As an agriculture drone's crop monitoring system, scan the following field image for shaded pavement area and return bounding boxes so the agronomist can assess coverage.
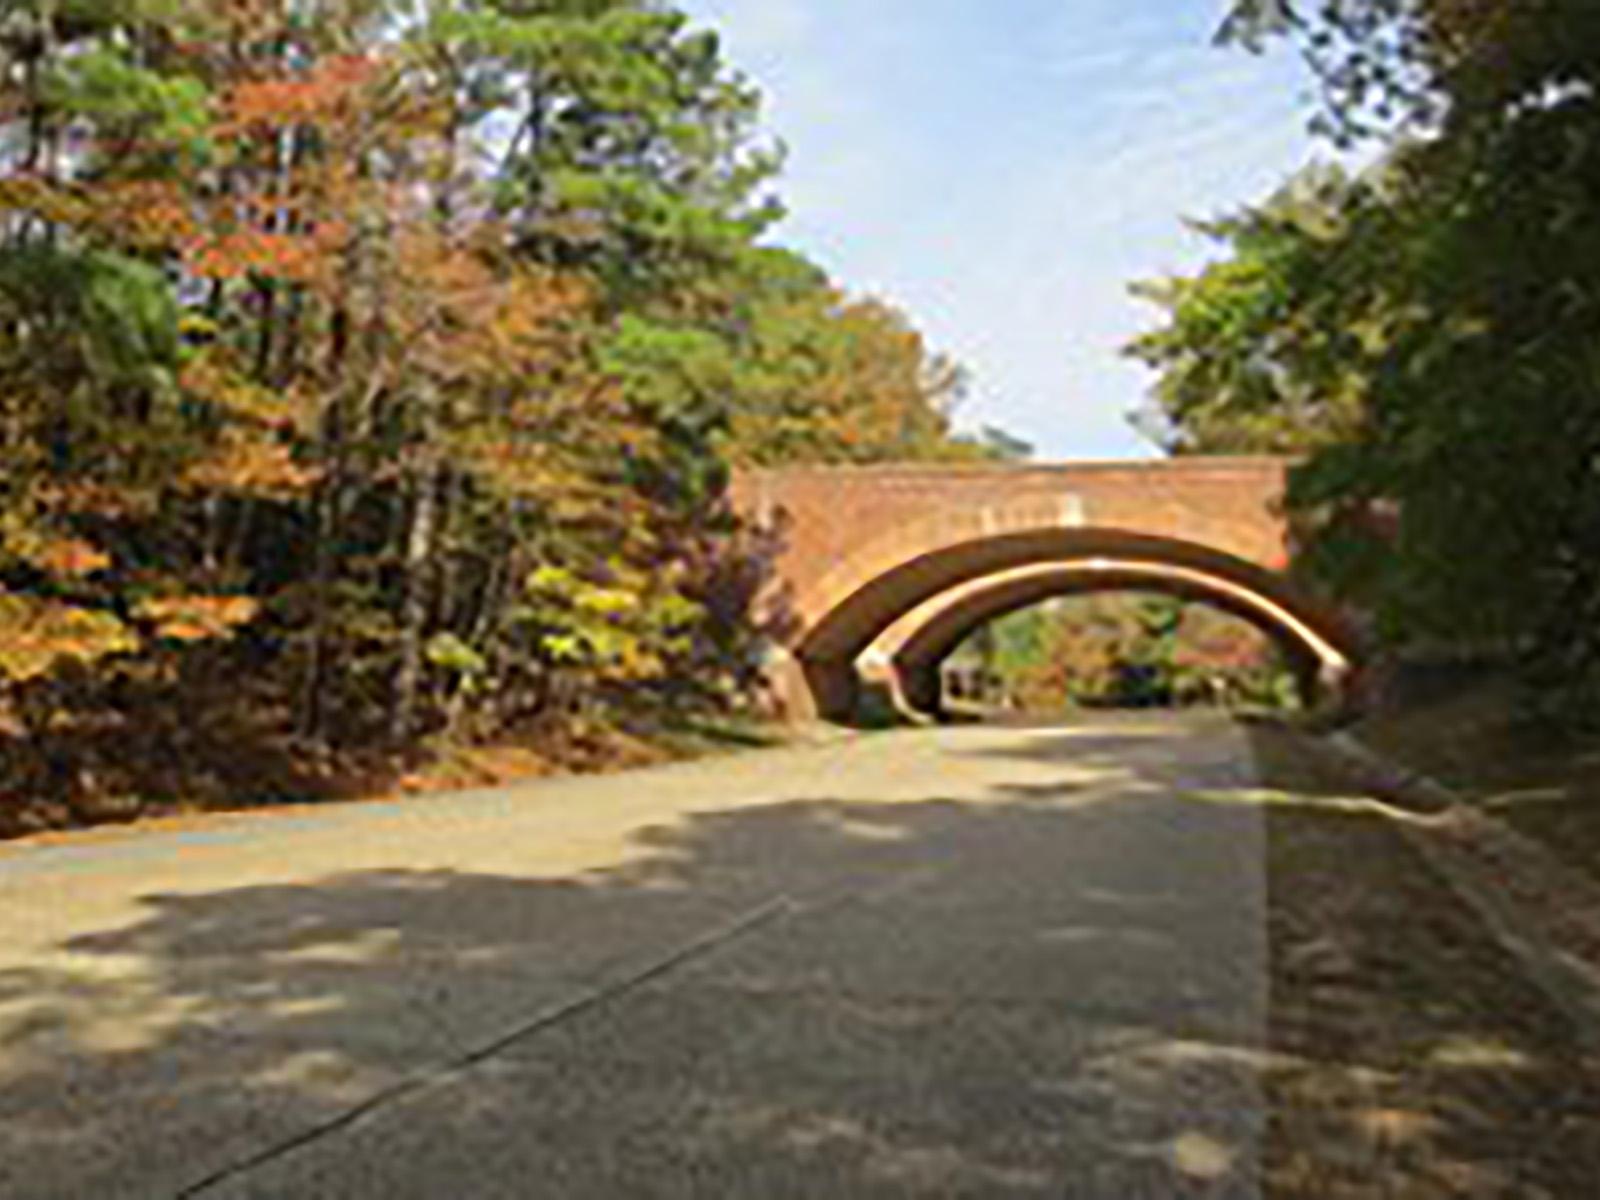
[2,717,1597,1196]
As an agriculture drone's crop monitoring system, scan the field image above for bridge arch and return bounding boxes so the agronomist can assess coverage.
[885,561,1345,716]
[782,526,1360,722]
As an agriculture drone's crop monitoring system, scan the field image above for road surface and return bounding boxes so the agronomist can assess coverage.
[2,716,1279,1198]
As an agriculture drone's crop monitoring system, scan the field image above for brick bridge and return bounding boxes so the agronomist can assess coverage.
[728,457,1362,722]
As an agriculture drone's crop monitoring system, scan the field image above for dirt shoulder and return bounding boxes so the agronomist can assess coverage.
[1249,724,1600,1198]
[1344,679,1600,888]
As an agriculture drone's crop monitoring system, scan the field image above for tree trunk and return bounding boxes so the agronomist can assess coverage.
[391,407,441,745]
[434,466,464,626]
[299,415,348,743]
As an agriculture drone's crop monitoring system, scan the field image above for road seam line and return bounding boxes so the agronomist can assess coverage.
[177,894,799,1197]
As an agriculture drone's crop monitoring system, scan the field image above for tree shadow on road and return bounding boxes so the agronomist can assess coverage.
[2,723,1598,1196]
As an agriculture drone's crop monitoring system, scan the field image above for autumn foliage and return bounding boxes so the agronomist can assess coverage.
[0,0,985,834]
[953,596,1297,713]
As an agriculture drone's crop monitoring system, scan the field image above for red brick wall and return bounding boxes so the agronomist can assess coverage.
[729,458,1293,639]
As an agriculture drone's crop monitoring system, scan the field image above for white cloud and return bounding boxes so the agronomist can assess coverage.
[680,0,1323,458]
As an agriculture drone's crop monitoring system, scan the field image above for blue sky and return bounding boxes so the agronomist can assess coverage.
[678,0,1324,459]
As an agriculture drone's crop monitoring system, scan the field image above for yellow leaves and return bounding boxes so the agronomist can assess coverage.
[1,512,111,580]
[0,538,260,684]
[182,431,320,499]
[179,354,319,499]
[0,177,198,256]
[0,592,138,683]
[100,181,198,248]
[180,353,314,429]
[390,234,589,349]
[0,177,93,237]
[135,595,260,644]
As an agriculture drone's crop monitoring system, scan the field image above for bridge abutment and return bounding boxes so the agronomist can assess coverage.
[755,646,862,724]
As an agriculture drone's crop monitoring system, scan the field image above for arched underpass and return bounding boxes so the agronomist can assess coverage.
[879,559,1351,718]
[788,528,1361,723]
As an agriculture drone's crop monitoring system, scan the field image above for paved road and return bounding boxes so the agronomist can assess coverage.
[1,716,1277,1198]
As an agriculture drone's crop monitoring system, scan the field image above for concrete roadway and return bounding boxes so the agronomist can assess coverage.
[1,716,1278,1198]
